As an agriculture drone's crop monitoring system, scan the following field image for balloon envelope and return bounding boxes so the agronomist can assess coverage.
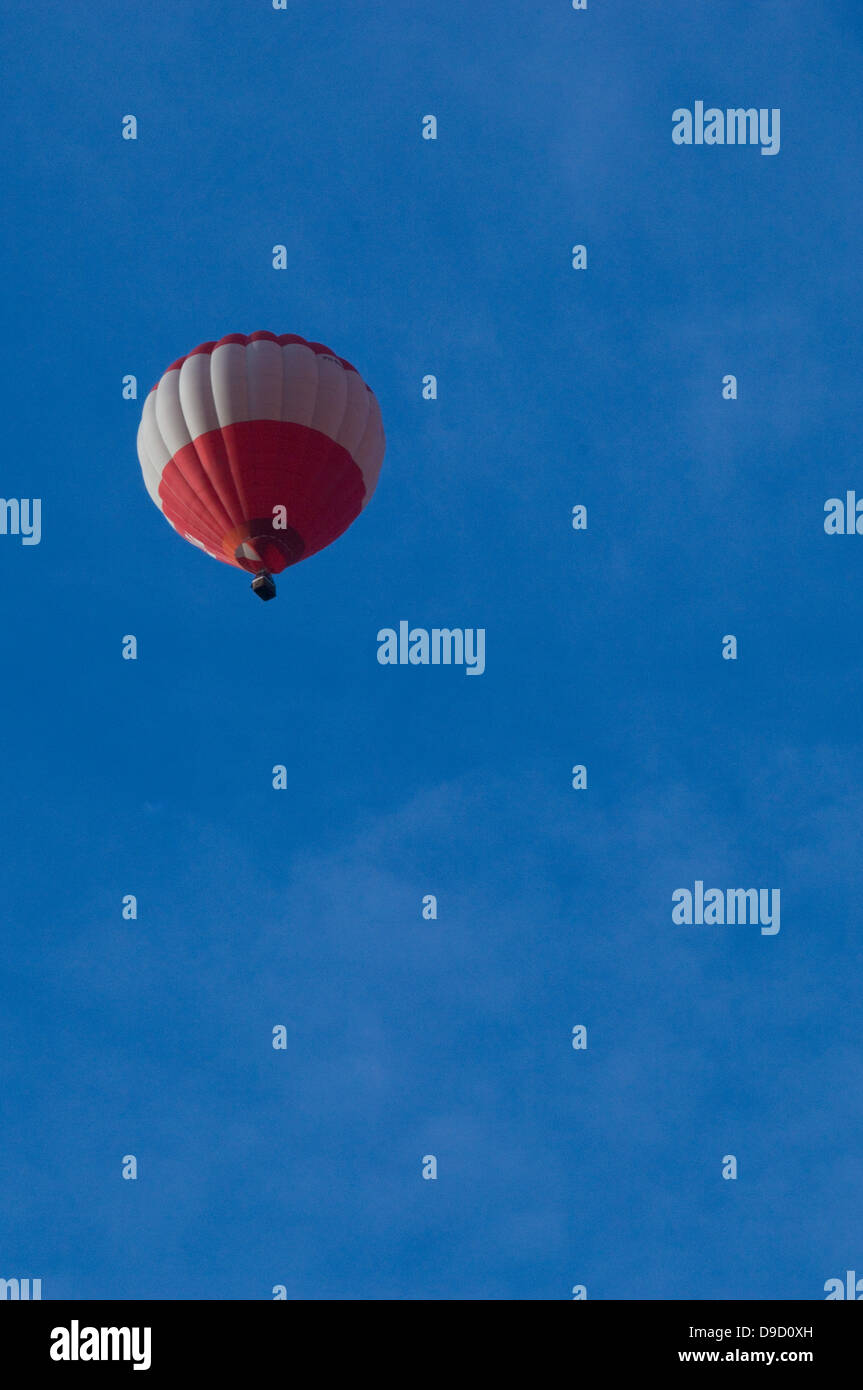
[137,332,385,581]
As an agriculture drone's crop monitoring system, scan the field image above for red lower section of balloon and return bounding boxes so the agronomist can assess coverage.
[158,419,366,573]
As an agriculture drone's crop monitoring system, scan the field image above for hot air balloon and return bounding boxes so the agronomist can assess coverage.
[136,332,385,599]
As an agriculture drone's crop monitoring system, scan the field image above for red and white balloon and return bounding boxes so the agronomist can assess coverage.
[137,332,385,596]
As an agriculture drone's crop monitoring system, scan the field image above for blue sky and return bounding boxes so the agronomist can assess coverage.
[1,0,862,1299]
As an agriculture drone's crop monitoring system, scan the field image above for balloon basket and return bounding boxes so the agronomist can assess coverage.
[251,571,277,601]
